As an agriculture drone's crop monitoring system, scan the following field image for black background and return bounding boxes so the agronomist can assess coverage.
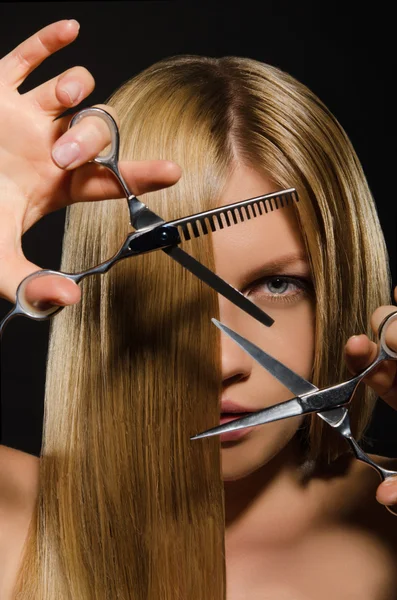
[0,2,396,457]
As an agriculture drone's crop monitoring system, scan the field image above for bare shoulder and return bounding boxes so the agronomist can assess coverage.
[0,444,40,511]
[300,525,397,600]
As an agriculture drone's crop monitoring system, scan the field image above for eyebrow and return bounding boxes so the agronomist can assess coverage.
[240,252,311,287]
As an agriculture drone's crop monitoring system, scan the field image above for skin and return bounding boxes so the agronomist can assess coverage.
[1,19,397,597]
[214,166,314,481]
[213,165,397,489]
[213,166,397,597]
[0,14,396,500]
[0,20,181,305]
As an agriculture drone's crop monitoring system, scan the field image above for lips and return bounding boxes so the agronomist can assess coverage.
[219,399,256,442]
[221,399,256,413]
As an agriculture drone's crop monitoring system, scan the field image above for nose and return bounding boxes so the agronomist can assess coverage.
[218,295,253,385]
[220,327,252,385]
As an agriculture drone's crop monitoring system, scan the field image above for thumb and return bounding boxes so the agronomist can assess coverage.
[344,330,397,405]
[376,476,397,507]
[0,255,81,308]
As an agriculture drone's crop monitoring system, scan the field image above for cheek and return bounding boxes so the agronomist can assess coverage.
[271,304,314,382]
[221,299,315,481]
[221,415,304,480]
[258,296,314,369]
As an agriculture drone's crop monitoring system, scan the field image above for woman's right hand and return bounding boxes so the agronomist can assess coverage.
[0,20,181,310]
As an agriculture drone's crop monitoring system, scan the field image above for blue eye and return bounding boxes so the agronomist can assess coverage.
[245,275,313,304]
[266,278,290,295]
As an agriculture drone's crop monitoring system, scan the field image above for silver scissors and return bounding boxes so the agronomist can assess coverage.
[0,107,299,339]
[192,312,397,515]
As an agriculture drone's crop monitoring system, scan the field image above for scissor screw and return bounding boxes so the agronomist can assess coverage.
[156,226,181,245]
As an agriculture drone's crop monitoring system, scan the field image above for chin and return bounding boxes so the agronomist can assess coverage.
[221,440,274,481]
[220,419,302,481]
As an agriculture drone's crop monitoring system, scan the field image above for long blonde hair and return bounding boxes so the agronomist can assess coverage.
[15,56,390,598]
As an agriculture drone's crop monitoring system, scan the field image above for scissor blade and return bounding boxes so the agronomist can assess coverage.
[212,319,316,395]
[191,397,304,440]
[191,320,317,440]
[167,188,298,242]
[129,189,299,326]
[128,198,166,230]
[192,321,352,440]
[163,246,274,327]
[210,321,354,429]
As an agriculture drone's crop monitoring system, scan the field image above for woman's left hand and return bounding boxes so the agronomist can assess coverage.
[344,285,397,507]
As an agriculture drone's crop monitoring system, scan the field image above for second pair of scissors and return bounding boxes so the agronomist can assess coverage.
[192,312,397,513]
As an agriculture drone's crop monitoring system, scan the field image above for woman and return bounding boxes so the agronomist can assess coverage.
[0,19,397,599]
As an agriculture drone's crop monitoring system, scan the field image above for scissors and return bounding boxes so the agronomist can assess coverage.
[0,107,299,339]
[192,312,397,515]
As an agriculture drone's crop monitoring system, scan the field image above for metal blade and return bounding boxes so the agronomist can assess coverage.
[317,406,349,428]
[128,197,166,230]
[191,320,317,440]
[163,246,274,327]
[210,320,354,428]
[212,319,316,395]
[190,397,304,440]
[191,321,350,440]
[166,188,298,242]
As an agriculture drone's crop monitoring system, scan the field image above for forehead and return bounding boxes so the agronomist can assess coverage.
[212,166,308,280]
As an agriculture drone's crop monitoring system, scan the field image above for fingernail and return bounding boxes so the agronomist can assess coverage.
[68,19,80,29]
[377,477,397,506]
[379,496,397,507]
[382,476,397,486]
[31,300,64,311]
[60,81,83,105]
[52,142,80,168]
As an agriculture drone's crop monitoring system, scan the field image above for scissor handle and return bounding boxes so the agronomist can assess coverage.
[0,107,145,338]
[0,270,79,338]
[13,269,74,317]
[0,245,126,336]
[69,107,133,201]
[378,310,397,360]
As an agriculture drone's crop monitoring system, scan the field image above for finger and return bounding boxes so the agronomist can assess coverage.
[344,334,378,375]
[51,103,119,169]
[0,20,80,89]
[376,477,397,507]
[344,333,397,399]
[370,305,397,354]
[24,66,95,116]
[23,272,81,310]
[344,303,397,374]
[370,305,397,406]
[69,160,182,205]
[50,104,182,199]
[1,253,80,307]
[56,102,120,135]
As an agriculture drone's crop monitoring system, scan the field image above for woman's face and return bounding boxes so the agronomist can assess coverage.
[212,165,315,481]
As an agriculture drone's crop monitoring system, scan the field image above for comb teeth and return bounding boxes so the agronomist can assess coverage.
[167,188,298,242]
